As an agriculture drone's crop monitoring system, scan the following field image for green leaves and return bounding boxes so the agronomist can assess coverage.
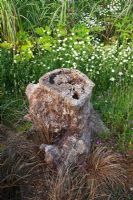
[35,26,52,36]
[35,27,46,36]
[72,24,89,37]
[37,35,55,51]
[0,41,13,49]
[20,41,33,51]
[115,16,133,43]
[56,25,67,36]
[34,26,54,51]
[16,31,30,42]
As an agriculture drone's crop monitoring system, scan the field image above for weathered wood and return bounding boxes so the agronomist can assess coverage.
[25,68,106,167]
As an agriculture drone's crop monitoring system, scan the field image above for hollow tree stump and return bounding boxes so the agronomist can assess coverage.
[25,68,106,167]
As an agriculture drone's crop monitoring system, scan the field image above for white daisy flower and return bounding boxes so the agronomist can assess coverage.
[110,77,115,82]
[118,72,123,76]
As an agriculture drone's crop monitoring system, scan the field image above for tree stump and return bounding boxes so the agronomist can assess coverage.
[25,68,106,167]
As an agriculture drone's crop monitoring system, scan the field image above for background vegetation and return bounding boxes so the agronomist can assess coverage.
[0,0,133,151]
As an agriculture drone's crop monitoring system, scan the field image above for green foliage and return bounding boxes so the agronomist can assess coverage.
[56,25,67,36]
[35,27,46,36]
[0,0,20,44]
[0,41,13,49]
[0,0,133,151]
[72,24,90,37]
[115,16,133,43]
[93,86,133,151]
[16,31,30,42]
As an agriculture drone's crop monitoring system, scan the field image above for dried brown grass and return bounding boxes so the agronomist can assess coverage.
[0,132,49,200]
[49,166,86,200]
[48,146,128,200]
[126,152,133,192]
[0,127,131,200]
[85,146,127,199]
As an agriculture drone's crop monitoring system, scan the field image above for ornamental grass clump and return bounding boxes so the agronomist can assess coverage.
[85,146,127,199]
[48,146,128,200]
[49,167,84,200]
[0,128,131,200]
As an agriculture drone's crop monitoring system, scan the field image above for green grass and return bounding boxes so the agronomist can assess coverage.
[0,97,27,126]
[1,84,133,151]
[93,85,133,150]
[0,2,133,200]
[0,0,133,151]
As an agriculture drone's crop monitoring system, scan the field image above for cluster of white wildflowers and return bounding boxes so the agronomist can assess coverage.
[98,0,123,17]
[80,14,103,29]
[30,37,127,86]
[49,31,92,70]
[47,36,133,84]
[10,30,133,91]
[80,0,124,31]
[1,21,133,95]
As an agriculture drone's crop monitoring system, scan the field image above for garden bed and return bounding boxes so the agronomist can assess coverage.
[0,0,133,199]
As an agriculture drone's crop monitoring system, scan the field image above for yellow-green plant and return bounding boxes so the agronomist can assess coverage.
[0,0,21,45]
